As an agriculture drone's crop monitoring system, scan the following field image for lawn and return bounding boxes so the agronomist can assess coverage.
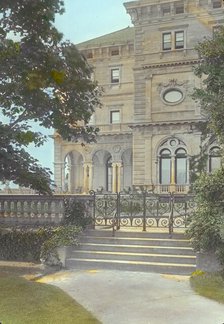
[0,270,101,324]
[190,271,224,304]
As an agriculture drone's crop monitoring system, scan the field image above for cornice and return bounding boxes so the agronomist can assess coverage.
[142,59,200,70]
[128,119,204,129]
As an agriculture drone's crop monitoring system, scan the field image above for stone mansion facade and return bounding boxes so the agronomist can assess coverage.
[54,0,224,194]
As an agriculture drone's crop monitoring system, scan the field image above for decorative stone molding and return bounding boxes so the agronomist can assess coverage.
[157,79,189,106]
[113,145,121,153]
[157,79,189,92]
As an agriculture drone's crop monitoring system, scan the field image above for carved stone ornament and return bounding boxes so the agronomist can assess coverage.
[157,79,189,105]
[113,145,121,153]
[157,79,189,93]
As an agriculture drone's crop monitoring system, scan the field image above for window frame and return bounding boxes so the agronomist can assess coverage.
[110,47,119,56]
[158,139,188,186]
[212,0,222,9]
[162,32,172,51]
[175,31,184,49]
[162,5,170,16]
[110,110,120,124]
[175,4,184,14]
[159,149,171,184]
[111,68,120,84]
[209,146,221,172]
[162,30,185,51]
[175,148,187,184]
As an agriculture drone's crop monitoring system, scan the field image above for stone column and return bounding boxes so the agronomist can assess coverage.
[117,162,122,193]
[54,162,64,192]
[88,163,93,191]
[112,162,117,193]
[83,163,89,194]
[170,156,176,192]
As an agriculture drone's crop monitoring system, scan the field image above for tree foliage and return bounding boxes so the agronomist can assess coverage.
[0,0,101,194]
[193,26,224,143]
[188,27,224,264]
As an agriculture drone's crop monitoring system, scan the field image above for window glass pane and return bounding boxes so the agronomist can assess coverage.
[163,89,183,103]
[176,148,186,156]
[175,31,184,49]
[176,157,187,184]
[175,5,184,14]
[209,147,221,171]
[162,6,170,16]
[161,149,171,156]
[163,33,171,50]
[111,48,119,56]
[160,158,171,184]
[213,0,222,8]
[210,156,221,171]
[110,110,120,124]
[111,68,120,83]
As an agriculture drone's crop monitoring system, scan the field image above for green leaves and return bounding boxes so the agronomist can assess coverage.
[188,28,224,266]
[0,0,101,193]
[193,26,224,143]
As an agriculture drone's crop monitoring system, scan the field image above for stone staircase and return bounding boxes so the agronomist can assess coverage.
[66,229,196,275]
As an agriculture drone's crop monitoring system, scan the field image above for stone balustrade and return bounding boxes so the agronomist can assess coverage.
[0,195,93,226]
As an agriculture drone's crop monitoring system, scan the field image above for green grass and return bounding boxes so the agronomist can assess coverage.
[0,272,101,324]
[190,271,224,304]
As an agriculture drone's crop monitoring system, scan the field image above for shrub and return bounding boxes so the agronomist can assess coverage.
[0,225,82,265]
[40,225,80,266]
[62,198,92,228]
[187,169,224,265]
[0,227,53,261]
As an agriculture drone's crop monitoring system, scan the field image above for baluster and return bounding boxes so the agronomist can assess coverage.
[59,200,64,223]
[4,201,10,218]
[0,201,3,220]
[10,201,15,218]
[37,201,42,219]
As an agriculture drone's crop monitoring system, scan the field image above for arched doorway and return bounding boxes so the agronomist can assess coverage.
[92,150,112,191]
[64,151,84,193]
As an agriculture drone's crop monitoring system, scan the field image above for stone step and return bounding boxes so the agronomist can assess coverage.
[66,229,195,275]
[85,229,187,239]
[71,250,196,264]
[75,242,195,256]
[80,236,190,247]
[66,258,196,276]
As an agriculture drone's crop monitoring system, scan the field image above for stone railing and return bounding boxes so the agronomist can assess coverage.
[0,195,64,226]
[0,194,94,226]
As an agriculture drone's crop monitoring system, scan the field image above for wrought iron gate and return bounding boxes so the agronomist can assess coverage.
[91,191,196,234]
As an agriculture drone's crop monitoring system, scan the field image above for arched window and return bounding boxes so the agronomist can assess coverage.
[175,148,187,184]
[106,156,112,191]
[209,146,221,172]
[159,149,171,184]
[158,138,188,186]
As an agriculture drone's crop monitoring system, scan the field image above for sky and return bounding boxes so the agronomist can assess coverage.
[29,0,132,175]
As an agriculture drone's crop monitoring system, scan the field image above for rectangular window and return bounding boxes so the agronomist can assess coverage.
[175,31,184,49]
[111,48,119,56]
[176,158,187,184]
[162,6,170,16]
[175,5,184,14]
[162,33,172,51]
[160,158,171,184]
[110,110,120,124]
[111,68,120,83]
[212,0,222,8]
[86,51,93,59]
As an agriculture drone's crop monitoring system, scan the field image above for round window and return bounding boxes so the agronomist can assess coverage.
[163,89,183,104]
